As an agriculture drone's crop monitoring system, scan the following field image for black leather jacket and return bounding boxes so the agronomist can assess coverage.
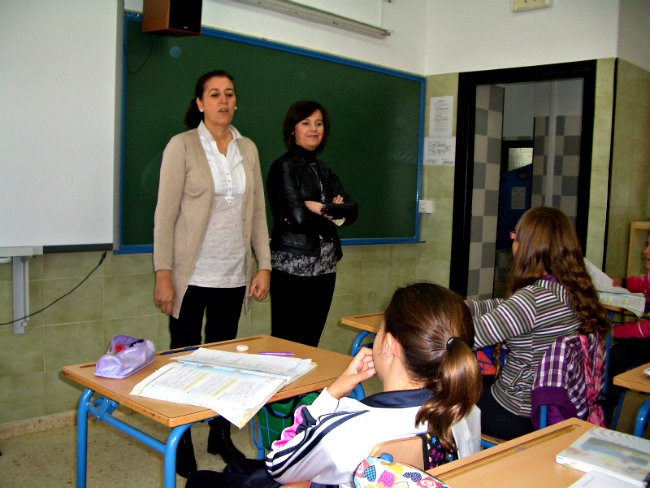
[267,148,358,260]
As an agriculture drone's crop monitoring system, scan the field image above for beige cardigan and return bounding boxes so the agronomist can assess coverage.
[153,128,271,318]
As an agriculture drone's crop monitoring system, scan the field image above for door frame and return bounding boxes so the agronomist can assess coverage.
[449,60,597,296]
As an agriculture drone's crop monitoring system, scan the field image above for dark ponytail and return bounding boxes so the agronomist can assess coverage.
[384,283,482,451]
[184,70,235,129]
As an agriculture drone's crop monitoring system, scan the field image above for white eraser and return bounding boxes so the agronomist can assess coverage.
[236,344,249,352]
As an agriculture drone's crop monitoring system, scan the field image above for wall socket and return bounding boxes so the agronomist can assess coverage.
[512,0,552,12]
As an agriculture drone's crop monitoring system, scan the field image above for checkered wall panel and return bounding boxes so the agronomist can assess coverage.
[467,85,503,299]
[531,115,580,224]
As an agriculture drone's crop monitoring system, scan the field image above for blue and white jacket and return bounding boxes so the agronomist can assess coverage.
[265,387,481,488]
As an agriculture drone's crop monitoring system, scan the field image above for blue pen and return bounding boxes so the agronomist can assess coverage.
[258,352,295,357]
[161,346,199,355]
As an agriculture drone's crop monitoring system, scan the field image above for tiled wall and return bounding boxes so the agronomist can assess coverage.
[531,115,582,222]
[605,60,650,278]
[467,84,504,299]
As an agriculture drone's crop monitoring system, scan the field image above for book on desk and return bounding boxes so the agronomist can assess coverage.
[130,348,315,428]
[556,427,650,487]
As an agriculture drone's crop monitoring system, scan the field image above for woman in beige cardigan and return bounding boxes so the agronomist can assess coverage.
[153,70,271,478]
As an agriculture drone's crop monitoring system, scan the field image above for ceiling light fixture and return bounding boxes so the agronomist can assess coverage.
[234,0,391,39]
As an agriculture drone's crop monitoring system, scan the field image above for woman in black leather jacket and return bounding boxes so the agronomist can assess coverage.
[267,100,358,346]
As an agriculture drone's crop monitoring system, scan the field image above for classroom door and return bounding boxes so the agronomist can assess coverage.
[449,61,597,298]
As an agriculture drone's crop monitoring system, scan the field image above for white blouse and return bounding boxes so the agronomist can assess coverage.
[190,123,247,288]
[197,121,246,202]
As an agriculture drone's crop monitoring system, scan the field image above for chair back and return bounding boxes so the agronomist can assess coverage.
[369,436,424,470]
[531,333,605,429]
[369,432,458,470]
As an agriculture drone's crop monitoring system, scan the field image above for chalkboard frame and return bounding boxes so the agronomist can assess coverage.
[119,12,424,253]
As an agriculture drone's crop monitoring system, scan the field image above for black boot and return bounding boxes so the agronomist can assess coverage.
[207,417,245,463]
[176,428,197,478]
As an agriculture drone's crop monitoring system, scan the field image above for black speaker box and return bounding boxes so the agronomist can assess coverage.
[142,0,202,36]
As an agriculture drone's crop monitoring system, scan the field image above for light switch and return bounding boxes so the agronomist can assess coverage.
[418,200,434,214]
[512,0,551,12]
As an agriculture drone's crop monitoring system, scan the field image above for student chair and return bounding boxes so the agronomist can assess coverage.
[480,434,505,449]
[371,432,458,470]
[369,435,425,470]
[280,434,447,488]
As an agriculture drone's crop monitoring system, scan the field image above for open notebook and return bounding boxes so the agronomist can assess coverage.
[131,348,315,428]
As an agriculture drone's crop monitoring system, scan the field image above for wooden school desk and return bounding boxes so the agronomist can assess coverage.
[429,418,594,488]
[614,361,650,436]
[340,312,382,355]
[61,335,352,488]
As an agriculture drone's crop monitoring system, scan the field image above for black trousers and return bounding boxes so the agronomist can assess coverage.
[185,459,280,488]
[270,270,336,347]
[478,375,534,440]
[169,285,246,348]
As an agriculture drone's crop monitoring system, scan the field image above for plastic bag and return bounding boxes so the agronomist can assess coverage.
[95,335,156,379]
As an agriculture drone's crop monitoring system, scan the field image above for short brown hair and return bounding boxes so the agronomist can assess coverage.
[282,100,330,153]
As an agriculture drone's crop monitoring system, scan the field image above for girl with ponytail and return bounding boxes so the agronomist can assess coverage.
[187,282,482,488]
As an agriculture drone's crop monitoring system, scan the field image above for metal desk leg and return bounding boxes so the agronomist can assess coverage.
[634,398,650,437]
[76,388,95,488]
[164,425,192,488]
[76,387,195,488]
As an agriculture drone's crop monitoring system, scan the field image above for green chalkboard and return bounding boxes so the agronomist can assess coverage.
[120,13,423,251]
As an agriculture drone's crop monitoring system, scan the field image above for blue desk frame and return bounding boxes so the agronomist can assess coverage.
[76,388,200,488]
[633,399,650,436]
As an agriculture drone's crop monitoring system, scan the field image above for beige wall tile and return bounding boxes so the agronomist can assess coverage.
[0,278,12,325]
[156,314,172,350]
[41,276,103,325]
[0,261,12,280]
[43,321,105,371]
[334,259,362,297]
[103,315,160,348]
[43,252,106,279]
[246,302,272,337]
[0,373,45,423]
[103,252,154,276]
[46,371,84,414]
[0,326,44,376]
[103,273,156,319]
[605,59,650,277]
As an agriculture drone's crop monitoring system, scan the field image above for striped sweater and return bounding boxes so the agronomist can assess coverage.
[467,277,581,417]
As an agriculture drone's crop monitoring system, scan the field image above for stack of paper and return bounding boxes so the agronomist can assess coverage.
[585,259,646,317]
[131,349,316,428]
[570,471,643,488]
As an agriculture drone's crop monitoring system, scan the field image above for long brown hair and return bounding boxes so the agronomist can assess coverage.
[508,206,610,335]
[383,283,481,451]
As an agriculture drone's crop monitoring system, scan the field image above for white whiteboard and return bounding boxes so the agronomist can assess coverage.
[0,0,117,249]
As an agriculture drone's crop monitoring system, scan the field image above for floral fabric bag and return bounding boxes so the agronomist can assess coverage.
[354,455,450,488]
